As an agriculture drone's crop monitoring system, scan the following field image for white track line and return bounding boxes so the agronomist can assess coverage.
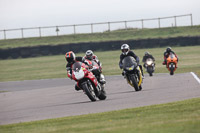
[190,72,200,84]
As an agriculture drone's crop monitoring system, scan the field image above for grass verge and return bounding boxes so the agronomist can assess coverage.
[0,97,200,133]
[0,45,200,82]
[0,25,200,49]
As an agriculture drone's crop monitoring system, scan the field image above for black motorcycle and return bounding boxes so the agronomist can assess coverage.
[122,56,143,91]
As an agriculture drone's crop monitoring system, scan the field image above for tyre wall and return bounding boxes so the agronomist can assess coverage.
[0,36,200,59]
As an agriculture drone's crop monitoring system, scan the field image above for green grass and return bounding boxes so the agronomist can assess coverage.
[0,25,200,49]
[0,45,200,82]
[0,97,199,133]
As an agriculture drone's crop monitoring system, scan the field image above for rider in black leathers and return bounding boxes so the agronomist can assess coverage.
[119,44,144,78]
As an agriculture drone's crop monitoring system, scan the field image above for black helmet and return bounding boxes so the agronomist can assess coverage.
[121,44,130,55]
[166,47,172,53]
[85,50,93,60]
[65,51,76,63]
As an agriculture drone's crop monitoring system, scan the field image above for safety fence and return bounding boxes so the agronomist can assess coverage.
[0,14,193,40]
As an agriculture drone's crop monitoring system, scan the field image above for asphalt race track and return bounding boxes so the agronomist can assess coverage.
[0,73,200,125]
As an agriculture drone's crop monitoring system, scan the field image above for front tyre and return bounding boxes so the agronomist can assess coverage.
[82,82,97,101]
[169,63,174,75]
[147,67,153,76]
[130,75,140,91]
[170,70,174,75]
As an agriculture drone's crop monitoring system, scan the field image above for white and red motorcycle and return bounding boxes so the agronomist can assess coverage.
[71,61,106,102]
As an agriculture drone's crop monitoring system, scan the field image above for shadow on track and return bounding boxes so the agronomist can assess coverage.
[108,90,137,95]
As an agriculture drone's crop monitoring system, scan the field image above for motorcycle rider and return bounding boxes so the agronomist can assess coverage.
[162,47,178,65]
[83,50,106,84]
[65,51,86,91]
[142,51,155,68]
[119,44,144,78]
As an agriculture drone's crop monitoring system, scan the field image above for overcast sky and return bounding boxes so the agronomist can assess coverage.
[0,0,200,30]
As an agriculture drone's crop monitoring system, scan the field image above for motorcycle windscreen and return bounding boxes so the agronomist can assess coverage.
[169,52,175,59]
[122,56,137,69]
[72,62,82,72]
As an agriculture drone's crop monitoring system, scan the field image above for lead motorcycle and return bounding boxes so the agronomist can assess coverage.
[71,61,106,101]
[122,56,143,91]
[144,58,155,76]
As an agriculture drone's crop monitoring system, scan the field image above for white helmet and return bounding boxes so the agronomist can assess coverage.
[121,44,130,55]
[85,50,93,60]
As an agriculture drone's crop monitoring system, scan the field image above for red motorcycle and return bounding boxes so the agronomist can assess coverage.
[71,61,106,102]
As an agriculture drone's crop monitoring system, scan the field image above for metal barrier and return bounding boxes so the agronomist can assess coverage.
[0,14,193,40]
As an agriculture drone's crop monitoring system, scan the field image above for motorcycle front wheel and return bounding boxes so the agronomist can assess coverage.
[130,75,140,91]
[169,63,175,75]
[82,81,97,101]
[170,70,174,75]
[147,67,153,76]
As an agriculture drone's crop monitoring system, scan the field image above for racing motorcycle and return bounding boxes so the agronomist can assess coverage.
[166,52,178,75]
[71,61,106,101]
[122,56,142,91]
[144,58,155,76]
[84,59,104,84]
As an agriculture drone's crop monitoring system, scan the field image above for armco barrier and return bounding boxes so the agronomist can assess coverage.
[0,36,200,59]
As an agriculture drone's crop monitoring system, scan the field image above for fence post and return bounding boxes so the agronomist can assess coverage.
[39,27,42,37]
[174,16,177,27]
[108,22,110,32]
[21,28,24,38]
[190,14,193,26]
[38,27,42,38]
[141,19,144,29]
[3,30,6,40]
[56,26,59,36]
[158,18,160,28]
[73,25,76,34]
[124,21,127,30]
[91,23,93,33]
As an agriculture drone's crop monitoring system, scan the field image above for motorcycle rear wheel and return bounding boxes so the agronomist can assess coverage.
[82,82,97,101]
[97,84,107,100]
[98,90,107,100]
